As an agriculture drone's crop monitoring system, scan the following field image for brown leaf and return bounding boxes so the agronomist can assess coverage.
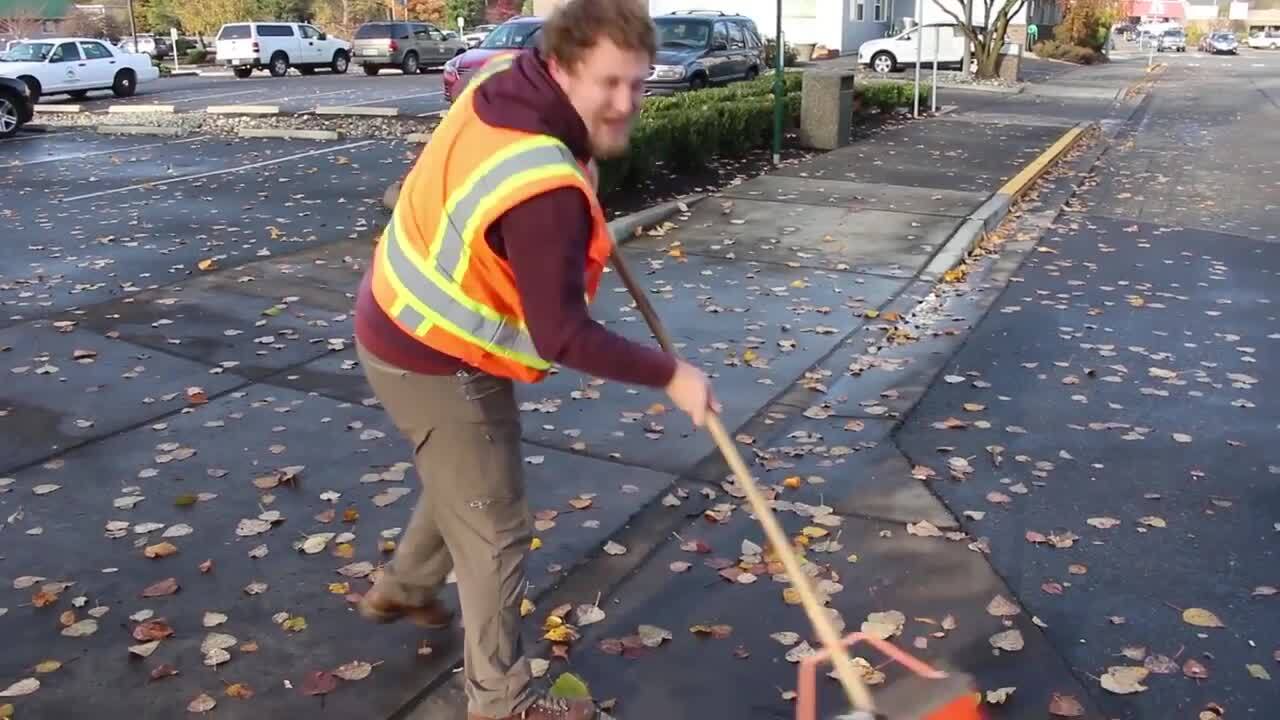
[1182,658,1210,679]
[187,692,216,713]
[133,620,175,641]
[301,671,338,696]
[31,590,59,608]
[141,577,180,598]
[198,559,214,574]
[185,386,209,405]
[225,683,255,699]
[149,664,179,681]
[1182,607,1224,628]
[144,542,179,559]
[1048,693,1085,717]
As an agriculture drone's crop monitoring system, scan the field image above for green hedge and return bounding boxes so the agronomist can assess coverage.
[860,81,932,113]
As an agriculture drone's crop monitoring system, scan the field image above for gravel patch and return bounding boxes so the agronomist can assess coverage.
[34,109,438,140]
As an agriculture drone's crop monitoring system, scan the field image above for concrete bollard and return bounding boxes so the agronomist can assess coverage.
[997,42,1023,83]
[799,69,856,151]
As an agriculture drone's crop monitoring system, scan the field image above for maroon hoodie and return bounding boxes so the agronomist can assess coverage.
[354,50,676,389]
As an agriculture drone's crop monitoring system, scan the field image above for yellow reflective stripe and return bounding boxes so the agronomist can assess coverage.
[380,218,549,369]
[435,143,584,283]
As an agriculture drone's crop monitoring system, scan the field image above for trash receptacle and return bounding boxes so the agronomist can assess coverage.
[799,69,855,151]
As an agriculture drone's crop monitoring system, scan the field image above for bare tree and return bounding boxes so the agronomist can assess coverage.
[931,0,1028,78]
[0,7,43,39]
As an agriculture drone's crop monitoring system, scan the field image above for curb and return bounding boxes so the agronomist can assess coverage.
[34,104,84,114]
[236,128,342,141]
[197,70,235,77]
[919,121,1091,282]
[96,125,188,137]
[405,132,432,143]
[166,69,199,77]
[315,106,399,117]
[207,105,280,115]
[609,194,706,245]
[108,104,177,114]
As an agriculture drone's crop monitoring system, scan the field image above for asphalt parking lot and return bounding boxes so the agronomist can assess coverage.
[0,130,414,327]
[37,70,449,116]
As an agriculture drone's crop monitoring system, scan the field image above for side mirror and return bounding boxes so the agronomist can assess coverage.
[318,32,327,40]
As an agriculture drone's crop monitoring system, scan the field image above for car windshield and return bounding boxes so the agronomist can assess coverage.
[1211,32,1233,40]
[219,24,252,39]
[1,42,53,61]
[1164,30,1183,37]
[479,22,541,48]
[654,19,711,48]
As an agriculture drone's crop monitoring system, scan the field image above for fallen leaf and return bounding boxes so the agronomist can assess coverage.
[129,640,161,658]
[1182,608,1224,628]
[201,633,238,654]
[149,664,179,681]
[1172,433,1192,444]
[33,660,61,674]
[575,604,606,626]
[333,661,374,681]
[989,629,1024,652]
[637,624,672,648]
[203,612,228,628]
[188,693,217,713]
[133,620,174,641]
[771,631,801,646]
[60,619,98,638]
[1183,658,1210,679]
[1247,664,1271,680]
[0,679,38,698]
[985,686,1016,704]
[986,595,1021,617]
[301,671,337,696]
[1087,517,1121,529]
[669,561,691,573]
[1048,693,1085,717]
[203,648,231,667]
[861,610,905,639]
[144,542,178,559]
[141,578,179,598]
[282,615,307,633]
[1100,666,1149,694]
[225,683,255,699]
[603,541,627,556]
[32,484,61,496]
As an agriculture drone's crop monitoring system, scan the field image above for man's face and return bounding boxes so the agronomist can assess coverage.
[549,38,650,159]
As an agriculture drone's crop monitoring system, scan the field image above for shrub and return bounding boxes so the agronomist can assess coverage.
[1035,39,1105,65]
[857,81,930,113]
[185,48,208,64]
[764,38,799,68]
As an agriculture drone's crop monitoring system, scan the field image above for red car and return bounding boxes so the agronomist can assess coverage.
[443,16,544,102]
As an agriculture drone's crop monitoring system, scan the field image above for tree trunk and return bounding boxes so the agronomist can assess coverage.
[976,39,1001,78]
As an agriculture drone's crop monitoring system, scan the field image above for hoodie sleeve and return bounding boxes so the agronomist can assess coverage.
[497,188,677,388]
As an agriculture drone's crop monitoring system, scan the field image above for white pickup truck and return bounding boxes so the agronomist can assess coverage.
[0,37,159,102]
[215,22,351,78]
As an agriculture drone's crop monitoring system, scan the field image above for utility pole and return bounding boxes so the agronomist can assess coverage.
[127,0,138,48]
[961,0,973,78]
[771,0,783,165]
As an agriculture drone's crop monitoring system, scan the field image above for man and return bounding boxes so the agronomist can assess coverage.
[352,1,719,719]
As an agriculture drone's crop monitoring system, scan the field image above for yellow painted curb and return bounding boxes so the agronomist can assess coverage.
[995,123,1090,201]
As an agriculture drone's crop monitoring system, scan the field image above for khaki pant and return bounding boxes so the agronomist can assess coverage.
[357,342,533,718]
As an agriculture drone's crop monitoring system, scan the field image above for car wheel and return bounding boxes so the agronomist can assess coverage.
[19,76,41,104]
[68,90,89,99]
[688,73,707,90]
[269,52,290,77]
[744,66,758,82]
[332,51,349,74]
[233,67,253,79]
[0,93,23,139]
[401,52,419,75]
[112,69,137,98]
[363,64,380,76]
[871,51,896,74]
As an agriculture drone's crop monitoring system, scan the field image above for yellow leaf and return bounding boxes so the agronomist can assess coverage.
[530,537,542,551]
[542,615,564,631]
[1246,664,1271,680]
[520,598,536,617]
[543,625,578,643]
[863,309,879,319]
[783,476,802,489]
[327,582,350,595]
[1181,608,1224,628]
[0,702,12,719]
[782,588,802,605]
[33,659,62,674]
[742,349,759,363]
[282,616,307,632]
[333,543,355,559]
[144,542,178,559]
[196,258,217,271]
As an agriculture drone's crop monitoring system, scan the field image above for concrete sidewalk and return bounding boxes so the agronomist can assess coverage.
[0,81,1133,719]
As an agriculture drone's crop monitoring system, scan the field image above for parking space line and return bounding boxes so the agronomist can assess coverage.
[55,139,379,203]
[343,90,442,107]
[166,88,277,104]
[4,136,210,168]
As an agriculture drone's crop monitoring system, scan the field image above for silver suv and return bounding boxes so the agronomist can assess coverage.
[353,21,466,75]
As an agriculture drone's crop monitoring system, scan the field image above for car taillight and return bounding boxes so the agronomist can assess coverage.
[389,40,398,52]
[252,41,259,53]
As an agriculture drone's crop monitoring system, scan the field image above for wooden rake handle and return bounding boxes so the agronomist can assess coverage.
[606,242,876,714]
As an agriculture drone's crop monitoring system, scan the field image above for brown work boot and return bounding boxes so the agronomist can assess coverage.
[357,587,453,630]
[467,695,598,720]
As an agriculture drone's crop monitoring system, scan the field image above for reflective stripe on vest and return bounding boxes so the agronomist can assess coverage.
[377,217,549,369]
[431,137,583,283]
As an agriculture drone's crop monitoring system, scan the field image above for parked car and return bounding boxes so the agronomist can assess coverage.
[463,24,497,48]
[1157,28,1186,52]
[1199,31,1238,54]
[119,34,171,57]
[0,75,35,138]
[352,21,465,75]
[443,16,543,102]
[215,22,351,78]
[858,23,969,74]
[0,38,159,102]
[1248,29,1280,49]
[646,11,765,94]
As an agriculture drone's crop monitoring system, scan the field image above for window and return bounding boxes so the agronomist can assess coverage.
[218,24,252,40]
[50,41,81,62]
[728,21,746,49]
[80,41,113,59]
[411,24,430,38]
[711,21,730,48]
[654,19,712,48]
[257,24,295,37]
[873,0,884,22]
[855,0,865,22]
[426,26,446,40]
[479,21,543,49]
[299,26,319,39]
[741,22,763,47]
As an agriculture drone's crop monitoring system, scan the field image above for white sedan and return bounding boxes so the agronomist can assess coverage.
[0,37,160,103]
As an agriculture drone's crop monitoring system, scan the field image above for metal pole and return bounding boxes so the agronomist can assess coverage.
[912,9,922,116]
[127,0,137,49]
[961,0,972,78]
[171,26,179,69]
[931,25,938,113]
[772,0,783,165]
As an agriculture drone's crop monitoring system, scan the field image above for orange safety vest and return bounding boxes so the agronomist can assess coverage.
[370,54,615,384]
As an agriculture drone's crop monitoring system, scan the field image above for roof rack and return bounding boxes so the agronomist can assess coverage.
[666,9,729,16]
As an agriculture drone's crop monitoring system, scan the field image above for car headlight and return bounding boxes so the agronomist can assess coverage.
[648,65,685,81]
